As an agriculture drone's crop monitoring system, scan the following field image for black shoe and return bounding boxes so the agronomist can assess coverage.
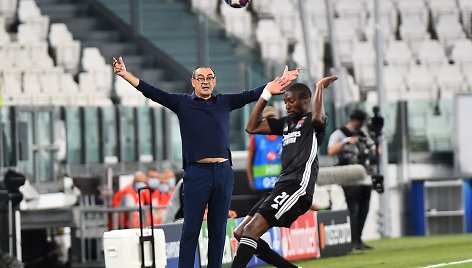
[360,242,374,250]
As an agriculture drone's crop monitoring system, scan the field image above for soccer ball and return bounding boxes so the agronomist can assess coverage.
[224,0,251,8]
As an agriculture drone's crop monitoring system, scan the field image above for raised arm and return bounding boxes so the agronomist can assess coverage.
[228,66,302,110]
[245,77,291,134]
[311,76,337,128]
[113,56,182,112]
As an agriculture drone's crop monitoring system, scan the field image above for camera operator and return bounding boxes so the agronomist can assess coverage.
[327,109,378,250]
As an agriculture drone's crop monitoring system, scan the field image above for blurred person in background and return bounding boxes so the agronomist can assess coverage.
[113,55,300,268]
[327,108,377,250]
[148,167,176,224]
[246,106,282,194]
[111,171,148,228]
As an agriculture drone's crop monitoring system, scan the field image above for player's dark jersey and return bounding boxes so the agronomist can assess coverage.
[267,112,326,196]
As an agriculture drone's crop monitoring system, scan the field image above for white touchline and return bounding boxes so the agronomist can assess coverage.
[421,259,472,268]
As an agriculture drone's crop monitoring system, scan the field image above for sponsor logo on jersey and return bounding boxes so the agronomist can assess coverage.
[295,117,306,129]
[283,131,301,146]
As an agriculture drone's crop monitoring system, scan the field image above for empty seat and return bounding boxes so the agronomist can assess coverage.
[271,0,298,41]
[458,0,472,35]
[1,68,22,95]
[115,76,145,106]
[40,67,63,94]
[256,19,288,64]
[383,65,407,94]
[0,0,19,24]
[435,15,466,50]
[81,47,106,71]
[292,43,324,81]
[305,0,329,38]
[397,0,428,26]
[54,41,81,74]
[251,0,272,17]
[352,42,376,90]
[366,0,398,35]
[334,18,359,66]
[49,23,74,47]
[450,39,472,73]
[416,40,448,74]
[385,41,415,76]
[18,0,41,23]
[399,16,430,53]
[335,0,367,35]
[220,3,252,43]
[435,64,468,98]
[17,23,41,44]
[426,0,459,23]
[405,65,438,100]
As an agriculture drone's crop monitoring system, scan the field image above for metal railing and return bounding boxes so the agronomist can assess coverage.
[77,205,167,264]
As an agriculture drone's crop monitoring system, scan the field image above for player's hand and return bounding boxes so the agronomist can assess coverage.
[316,76,337,89]
[266,76,290,95]
[281,65,301,82]
[113,56,127,77]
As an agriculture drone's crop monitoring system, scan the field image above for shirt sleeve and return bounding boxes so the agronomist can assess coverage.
[267,117,286,135]
[226,84,266,110]
[327,129,345,148]
[248,135,255,151]
[136,80,184,112]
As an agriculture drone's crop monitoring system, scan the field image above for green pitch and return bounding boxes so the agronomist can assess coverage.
[281,234,472,268]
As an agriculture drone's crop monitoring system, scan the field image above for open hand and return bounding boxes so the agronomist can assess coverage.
[113,56,127,77]
[281,65,302,82]
[316,76,337,89]
[266,76,291,95]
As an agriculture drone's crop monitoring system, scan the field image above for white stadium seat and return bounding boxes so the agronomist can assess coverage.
[450,39,472,73]
[435,64,468,99]
[352,42,376,90]
[435,15,466,50]
[271,0,299,41]
[335,0,367,35]
[405,65,438,100]
[399,16,430,53]
[416,40,448,75]
[385,41,415,77]
[426,0,459,24]
[191,0,218,18]
[220,2,252,44]
[255,19,288,64]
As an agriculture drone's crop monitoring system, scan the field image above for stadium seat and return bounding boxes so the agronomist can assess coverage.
[40,67,63,94]
[304,0,329,38]
[0,16,11,44]
[334,18,359,67]
[49,23,73,47]
[255,19,288,64]
[352,42,376,90]
[17,23,41,44]
[0,0,18,24]
[115,76,146,106]
[1,68,22,96]
[366,0,398,36]
[271,0,299,42]
[450,39,472,73]
[435,15,466,50]
[292,43,324,82]
[458,0,472,35]
[251,0,272,17]
[334,0,367,36]
[426,0,459,23]
[435,64,468,99]
[416,40,448,75]
[396,0,429,26]
[81,47,106,71]
[27,42,54,68]
[399,16,431,53]
[18,0,41,23]
[405,65,438,100]
[385,41,415,77]
[220,3,252,44]
[364,17,396,49]
[49,23,81,74]
[383,66,408,96]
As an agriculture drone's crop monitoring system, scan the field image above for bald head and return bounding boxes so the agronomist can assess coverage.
[134,171,148,184]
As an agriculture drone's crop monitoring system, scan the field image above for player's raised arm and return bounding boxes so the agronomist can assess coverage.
[311,76,337,127]
[245,77,290,134]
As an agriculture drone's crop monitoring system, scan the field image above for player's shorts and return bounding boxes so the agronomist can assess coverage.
[249,179,313,228]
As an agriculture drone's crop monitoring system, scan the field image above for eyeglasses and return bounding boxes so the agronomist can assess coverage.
[194,76,215,83]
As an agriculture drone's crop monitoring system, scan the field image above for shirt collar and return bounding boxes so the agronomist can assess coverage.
[191,91,216,100]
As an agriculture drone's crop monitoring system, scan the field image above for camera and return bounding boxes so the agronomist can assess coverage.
[366,106,385,194]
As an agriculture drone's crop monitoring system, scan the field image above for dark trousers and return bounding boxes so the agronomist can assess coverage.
[178,161,234,268]
[342,185,372,245]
